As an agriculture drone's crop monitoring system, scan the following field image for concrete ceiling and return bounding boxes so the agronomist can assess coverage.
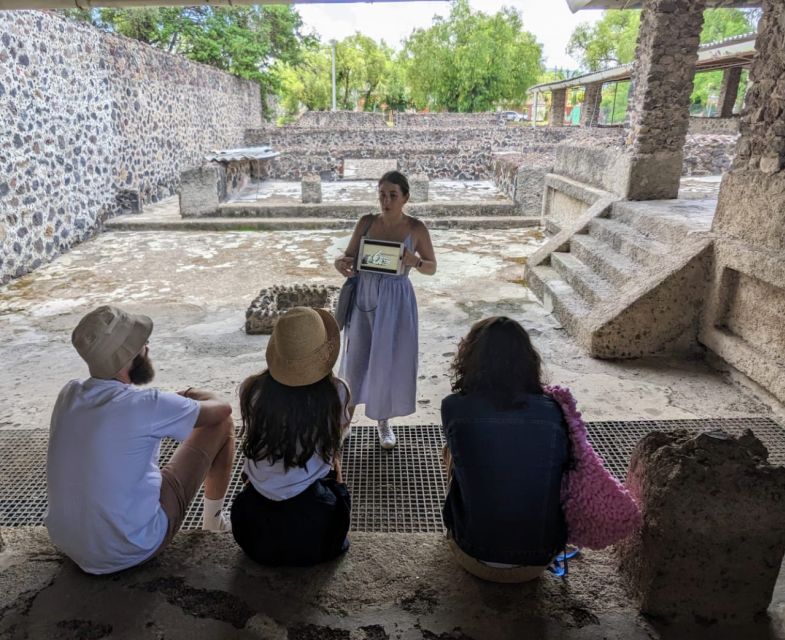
[0,0,439,8]
[567,0,761,10]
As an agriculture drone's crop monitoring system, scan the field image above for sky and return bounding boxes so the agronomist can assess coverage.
[295,1,603,70]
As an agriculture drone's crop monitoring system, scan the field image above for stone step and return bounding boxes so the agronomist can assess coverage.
[610,200,714,245]
[588,218,669,267]
[527,265,591,336]
[104,215,540,232]
[569,234,638,288]
[216,200,518,219]
[551,251,616,306]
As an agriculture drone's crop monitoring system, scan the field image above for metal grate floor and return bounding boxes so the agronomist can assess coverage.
[2,417,783,533]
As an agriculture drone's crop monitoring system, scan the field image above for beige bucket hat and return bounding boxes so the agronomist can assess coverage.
[72,305,153,379]
[266,306,340,387]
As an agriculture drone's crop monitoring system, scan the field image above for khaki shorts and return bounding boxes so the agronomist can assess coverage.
[448,538,548,584]
[152,421,232,555]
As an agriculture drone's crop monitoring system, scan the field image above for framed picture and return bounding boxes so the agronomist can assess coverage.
[358,238,405,275]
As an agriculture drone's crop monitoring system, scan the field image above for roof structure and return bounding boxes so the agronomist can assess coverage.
[567,0,761,10]
[0,0,442,8]
[529,32,757,94]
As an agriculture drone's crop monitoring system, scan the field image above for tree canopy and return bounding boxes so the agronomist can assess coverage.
[63,6,309,87]
[400,0,543,112]
[567,8,758,73]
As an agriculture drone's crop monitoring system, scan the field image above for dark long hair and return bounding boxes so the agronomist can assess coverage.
[378,170,410,196]
[450,316,544,410]
[239,370,344,470]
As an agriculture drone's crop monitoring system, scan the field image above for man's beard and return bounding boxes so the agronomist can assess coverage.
[129,351,155,385]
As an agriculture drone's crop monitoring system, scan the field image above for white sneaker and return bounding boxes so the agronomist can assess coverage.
[203,509,232,533]
[377,419,397,449]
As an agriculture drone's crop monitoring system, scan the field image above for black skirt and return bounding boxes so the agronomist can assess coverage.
[230,476,351,567]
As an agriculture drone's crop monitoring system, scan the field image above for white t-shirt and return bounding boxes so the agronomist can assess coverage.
[244,378,351,501]
[45,378,199,574]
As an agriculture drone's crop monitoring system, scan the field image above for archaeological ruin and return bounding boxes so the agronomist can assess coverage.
[2,0,785,637]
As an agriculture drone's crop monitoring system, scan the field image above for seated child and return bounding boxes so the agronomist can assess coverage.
[231,306,351,566]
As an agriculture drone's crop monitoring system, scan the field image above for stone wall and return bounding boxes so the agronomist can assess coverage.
[702,0,785,404]
[0,10,261,284]
[246,126,622,181]
[682,134,738,176]
[293,110,387,128]
[688,116,740,135]
[394,112,501,128]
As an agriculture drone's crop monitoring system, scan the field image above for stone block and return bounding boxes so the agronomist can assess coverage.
[408,174,429,203]
[301,174,322,204]
[179,163,225,218]
[246,284,339,335]
[617,429,785,624]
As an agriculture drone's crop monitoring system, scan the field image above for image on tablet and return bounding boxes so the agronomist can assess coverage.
[358,238,405,275]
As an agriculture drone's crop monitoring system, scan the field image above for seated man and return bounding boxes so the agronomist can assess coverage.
[45,305,234,575]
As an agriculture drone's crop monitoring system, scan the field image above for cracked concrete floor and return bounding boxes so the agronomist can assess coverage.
[1,224,784,639]
[0,225,774,431]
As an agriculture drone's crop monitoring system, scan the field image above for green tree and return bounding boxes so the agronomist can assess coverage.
[401,0,543,112]
[568,8,757,73]
[567,10,640,72]
[274,46,332,116]
[62,7,308,86]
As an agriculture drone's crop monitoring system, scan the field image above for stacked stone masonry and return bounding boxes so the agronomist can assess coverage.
[627,0,707,156]
[0,10,261,283]
[706,0,785,404]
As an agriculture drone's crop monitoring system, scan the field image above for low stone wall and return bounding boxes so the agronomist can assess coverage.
[293,111,387,128]
[394,112,502,127]
[246,125,579,152]
[683,134,738,176]
[492,153,554,216]
[0,10,261,284]
[688,116,741,135]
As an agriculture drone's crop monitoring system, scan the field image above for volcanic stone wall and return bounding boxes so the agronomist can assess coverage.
[703,0,785,403]
[246,125,621,181]
[0,10,261,284]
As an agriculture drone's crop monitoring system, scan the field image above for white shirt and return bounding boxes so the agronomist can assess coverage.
[45,378,199,574]
[244,378,351,501]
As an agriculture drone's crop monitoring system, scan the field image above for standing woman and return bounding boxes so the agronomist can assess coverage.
[231,307,352,566]
[334,171,437,448]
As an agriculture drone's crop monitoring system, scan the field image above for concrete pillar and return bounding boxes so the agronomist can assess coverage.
[301,174,322,204]
[408,174,429,203]
[624,0,706,200]
[701,0,785,405]
[179,163,224,217]
[580,82,603,127]
[717,67,743,118]
[550,88,566,127]
[618,430,785,623]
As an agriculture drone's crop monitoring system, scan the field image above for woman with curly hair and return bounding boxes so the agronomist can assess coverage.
[231,307,352,566]
[441,316,570,583]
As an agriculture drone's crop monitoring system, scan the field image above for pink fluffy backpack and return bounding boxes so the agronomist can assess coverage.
[544,385,642,549]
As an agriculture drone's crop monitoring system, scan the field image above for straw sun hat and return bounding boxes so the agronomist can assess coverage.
[266,306,340,387]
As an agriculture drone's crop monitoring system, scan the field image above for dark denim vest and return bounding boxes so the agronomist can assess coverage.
[441,392,568,565]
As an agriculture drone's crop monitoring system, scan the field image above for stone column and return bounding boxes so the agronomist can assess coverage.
[618,430,785,623]
[301,174,322,204]
[550,88,567,127]
[717,67,743,118]
[580,82,603,127]
[624,0,706,200]
[701,0,785,405]
[408,174,429,203]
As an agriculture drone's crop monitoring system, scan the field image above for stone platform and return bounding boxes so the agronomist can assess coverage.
[106,180,539,232]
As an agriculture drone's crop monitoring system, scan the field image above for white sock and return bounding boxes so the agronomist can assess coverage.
[202,496,228,531]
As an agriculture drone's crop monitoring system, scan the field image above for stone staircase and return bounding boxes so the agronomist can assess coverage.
[527,199,716,358]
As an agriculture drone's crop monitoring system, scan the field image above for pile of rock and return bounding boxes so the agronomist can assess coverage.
[245,284,339,335]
